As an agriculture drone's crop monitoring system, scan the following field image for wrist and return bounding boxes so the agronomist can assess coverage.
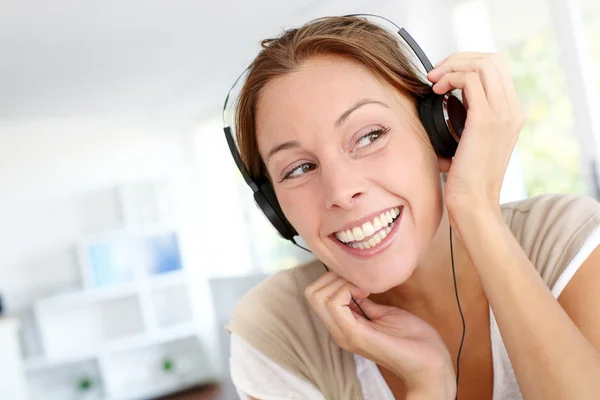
[405,370,456,400]
[447,199,503,234]
[445,191,501,219]
[406,384,456,400]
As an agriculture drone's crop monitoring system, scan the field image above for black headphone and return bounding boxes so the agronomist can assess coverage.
[223,14,467,242]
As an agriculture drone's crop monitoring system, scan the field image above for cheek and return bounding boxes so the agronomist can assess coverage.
[277,191,318,237]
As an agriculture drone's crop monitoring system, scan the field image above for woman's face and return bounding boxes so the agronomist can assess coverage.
[256,55,444,293]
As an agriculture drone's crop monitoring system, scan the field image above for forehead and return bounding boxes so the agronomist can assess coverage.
[255,56,399,149]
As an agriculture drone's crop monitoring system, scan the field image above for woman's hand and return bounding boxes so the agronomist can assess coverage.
[305,271,456,399]
[427,52,525,216]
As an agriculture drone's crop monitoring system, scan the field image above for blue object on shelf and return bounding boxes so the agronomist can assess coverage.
[86,232,182,287]
[147,233,182,274]
[89,241,136,287]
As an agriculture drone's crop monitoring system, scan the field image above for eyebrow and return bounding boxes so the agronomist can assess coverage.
[266,140,301,162]
[265,99,389,162]
[335,98,389,128]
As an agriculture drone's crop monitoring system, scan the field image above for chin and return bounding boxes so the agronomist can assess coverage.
[352,260,417,294]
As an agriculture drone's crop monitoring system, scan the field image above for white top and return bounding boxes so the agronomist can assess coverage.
[230,225,600,400]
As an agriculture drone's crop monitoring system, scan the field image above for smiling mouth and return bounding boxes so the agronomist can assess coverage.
[333,206,402,249]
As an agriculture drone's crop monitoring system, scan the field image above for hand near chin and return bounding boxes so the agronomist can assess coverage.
[305,271,456,399]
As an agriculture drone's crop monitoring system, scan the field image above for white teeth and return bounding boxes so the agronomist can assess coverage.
[345,229,354,242]
[335,207,402,247]
[362,222,375,237]
[352,227,365,241]
[380,213,387,225]
[385,211,393,223]
[373,216,382,230]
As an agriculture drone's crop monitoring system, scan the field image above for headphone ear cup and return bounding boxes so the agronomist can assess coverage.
[418,92,466,158]
[254,181,297,240]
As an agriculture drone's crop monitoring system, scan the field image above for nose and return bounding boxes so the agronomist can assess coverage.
[322,162,365,210]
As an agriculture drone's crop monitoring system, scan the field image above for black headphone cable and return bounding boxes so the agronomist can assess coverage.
[450,225,466,400]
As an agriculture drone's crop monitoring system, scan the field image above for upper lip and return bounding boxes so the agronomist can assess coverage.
[329,205,402,235]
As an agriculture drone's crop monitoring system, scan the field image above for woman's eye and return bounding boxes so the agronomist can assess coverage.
[355,127,390,150]
[280,162,316,182]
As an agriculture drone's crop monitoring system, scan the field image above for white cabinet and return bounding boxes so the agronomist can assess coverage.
[20,181,218,399]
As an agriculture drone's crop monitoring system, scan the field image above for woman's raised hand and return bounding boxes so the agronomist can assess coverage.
[427,52,524,216]
[305,271,456,399]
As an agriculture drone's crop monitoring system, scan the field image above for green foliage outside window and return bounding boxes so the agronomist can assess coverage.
[502,30,587,197]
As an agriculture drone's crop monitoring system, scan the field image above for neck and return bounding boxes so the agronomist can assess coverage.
[370,207,484,321]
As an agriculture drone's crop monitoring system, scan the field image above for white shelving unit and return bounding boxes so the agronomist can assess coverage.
[20,180,217,400]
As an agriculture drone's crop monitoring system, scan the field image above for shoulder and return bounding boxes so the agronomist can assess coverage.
[500,193,600,287]
[227,258,325,340]
[500,192,600,240]
[230,258,324,320]
[501,192,600,221]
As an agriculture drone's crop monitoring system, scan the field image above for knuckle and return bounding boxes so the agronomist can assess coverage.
[304,285,314,300]
[307,287,323,305]
[466,72,479,84]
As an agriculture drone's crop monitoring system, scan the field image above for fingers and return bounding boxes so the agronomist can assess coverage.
[428,55,506,112]
[305,272,352,340]
[432,71,491,116]
[428,52,522,122]
[486,55,525,122]
[305,272,372,349]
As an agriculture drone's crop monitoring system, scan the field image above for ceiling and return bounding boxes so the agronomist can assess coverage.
[0,0,405,131]
[2,0,594,133]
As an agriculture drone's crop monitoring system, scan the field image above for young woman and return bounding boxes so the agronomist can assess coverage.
[226,16,600,399]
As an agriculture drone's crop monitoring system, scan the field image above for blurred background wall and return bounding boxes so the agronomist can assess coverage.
[0,0,598,398]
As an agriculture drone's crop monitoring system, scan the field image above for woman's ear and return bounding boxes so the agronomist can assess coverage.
[438,156,452,173]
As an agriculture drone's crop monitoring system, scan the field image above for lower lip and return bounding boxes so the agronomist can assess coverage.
[330,207,403,259]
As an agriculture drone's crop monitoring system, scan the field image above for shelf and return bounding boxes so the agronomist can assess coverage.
[36,295,146,360]
[35,284,138,310]
[23,324,199,372]
[101,323,198,355]
[25,358,104,400]
[150,270,187,289]
[34,271,187,310]
[101,335,210,400]
[25,351,96,373]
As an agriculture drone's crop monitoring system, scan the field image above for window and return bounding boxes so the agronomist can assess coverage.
[581,0,600,104]
[473,0,589,196]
